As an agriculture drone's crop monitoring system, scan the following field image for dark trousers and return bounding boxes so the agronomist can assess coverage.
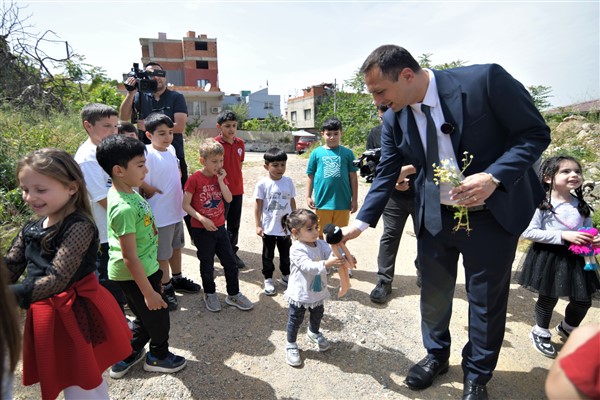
[535,295,592,329]
[418,208,518,385]
[171,133,188,188]
[262,234,292,279]
[377,191,418,283]
[286,303,325,343]
[117,269,170,359]
[223,194,243,254]
[191,226,239,295]
[97,242,127,312]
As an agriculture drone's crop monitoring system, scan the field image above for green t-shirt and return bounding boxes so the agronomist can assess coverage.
[107,188,159,281]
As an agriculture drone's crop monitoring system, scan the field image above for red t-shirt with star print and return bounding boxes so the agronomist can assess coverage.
[184,171,229,228]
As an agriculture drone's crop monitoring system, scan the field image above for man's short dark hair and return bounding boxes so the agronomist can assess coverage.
[145,113,174,134]
[264,147,288,164]
[360,45,421,82]
[217,110,238,125]
[81,103,118,125]
[144,62,164,70]
[322,117,342,132]
[97,134,146,177]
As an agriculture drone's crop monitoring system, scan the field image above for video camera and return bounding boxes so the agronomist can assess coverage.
[123,63,166,93]
[353,148,381,183]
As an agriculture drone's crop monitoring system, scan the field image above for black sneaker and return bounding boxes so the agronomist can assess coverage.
[529,331,556,358]
[235,254,246,269]
[555,322,571,340]
[370,281,392,304]
[110,348,146,379]
[143,351,187,374]
[171,276,201,293]
[162,285,178,311]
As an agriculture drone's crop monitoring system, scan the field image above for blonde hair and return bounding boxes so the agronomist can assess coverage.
[16,148,93,249]
[199,138,224,159]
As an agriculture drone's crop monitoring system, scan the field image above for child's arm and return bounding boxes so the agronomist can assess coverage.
[349,171,358,213]
[3,230,27,283]
[218,168,233,203]
[139,181,162,199]
[306,174,316,209]
[290,197,297,211]
[521,209,564,244]
[119,233,166,310]
[182,190,217,231]
[255,198,264,237]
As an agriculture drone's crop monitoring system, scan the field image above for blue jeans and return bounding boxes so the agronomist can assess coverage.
[286,303,324,343]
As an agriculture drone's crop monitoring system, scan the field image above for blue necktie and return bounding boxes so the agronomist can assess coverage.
[422,104,442,236]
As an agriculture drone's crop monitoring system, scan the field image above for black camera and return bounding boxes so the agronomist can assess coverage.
[123,63,166,93]
[353,148,381,183]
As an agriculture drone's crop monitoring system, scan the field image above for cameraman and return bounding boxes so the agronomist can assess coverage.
[120,62,189,187]
[366,105,420,304]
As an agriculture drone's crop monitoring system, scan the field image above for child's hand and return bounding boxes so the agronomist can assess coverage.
[217,168,227,181]
[201,218,218,231]
[145,291,167,310]
[306,196,316,209]
[563,230,595,245]
[143,184,162,199]
[350,199,358,214]
[256,227,264,237]
[325,252,346,268]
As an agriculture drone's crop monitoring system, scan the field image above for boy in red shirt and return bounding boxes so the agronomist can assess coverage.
[183,139,253,313]
[214,110,246,268]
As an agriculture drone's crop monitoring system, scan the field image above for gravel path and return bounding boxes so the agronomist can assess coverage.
[12,152,600,399]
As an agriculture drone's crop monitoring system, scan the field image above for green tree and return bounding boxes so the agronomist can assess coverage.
[243,114,292,132]
[226,102,249,126]
[527,85,553,111]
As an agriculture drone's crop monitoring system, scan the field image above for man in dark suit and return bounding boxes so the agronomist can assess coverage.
[344,45,550,399]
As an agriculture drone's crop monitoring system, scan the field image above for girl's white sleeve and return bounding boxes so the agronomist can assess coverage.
[521,209,563,244]
[290,245,326,276]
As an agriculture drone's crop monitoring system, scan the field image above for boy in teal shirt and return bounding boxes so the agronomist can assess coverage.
[97,134,186,379]
[306,117,358,238]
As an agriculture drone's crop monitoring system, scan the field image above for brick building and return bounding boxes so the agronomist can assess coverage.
[286,83,334,130]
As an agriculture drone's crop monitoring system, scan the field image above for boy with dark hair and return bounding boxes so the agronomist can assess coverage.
[118,121,139,139]
[140,113,200,311]
[74,103,127,312]
[183,138,254,312]
[214,110,247,269]
[306,117,359,238]
[254,147,296,296]
[97,135,186,379]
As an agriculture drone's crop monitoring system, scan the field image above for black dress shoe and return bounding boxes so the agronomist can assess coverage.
[369,281,392,303]
[405,354,449,390]
[462,379,488,400]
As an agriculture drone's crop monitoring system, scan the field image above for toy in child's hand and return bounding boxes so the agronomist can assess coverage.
[323,224,356,297]
[568,227,600,271]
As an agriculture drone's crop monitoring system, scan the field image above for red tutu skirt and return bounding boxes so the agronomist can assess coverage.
[22,273,132,399]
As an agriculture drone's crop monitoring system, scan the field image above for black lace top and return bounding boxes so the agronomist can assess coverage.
[4,212,99,309]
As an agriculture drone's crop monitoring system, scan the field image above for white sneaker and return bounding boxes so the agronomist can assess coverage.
[264,278,277,296]
[306,330,331,352]
[285,343,301,367]
[279,275,289,287]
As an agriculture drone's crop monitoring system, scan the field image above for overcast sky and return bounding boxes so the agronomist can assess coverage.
[13,0,600,109]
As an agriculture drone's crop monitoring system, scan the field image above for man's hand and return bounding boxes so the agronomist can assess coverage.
[124,76,138,93]
[341,225,362,242]
[450,172,497,207]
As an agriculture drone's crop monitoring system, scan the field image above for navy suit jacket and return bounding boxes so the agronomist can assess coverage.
[357,64,551,237]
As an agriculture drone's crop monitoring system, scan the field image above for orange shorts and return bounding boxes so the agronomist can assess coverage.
[315,209,350,239]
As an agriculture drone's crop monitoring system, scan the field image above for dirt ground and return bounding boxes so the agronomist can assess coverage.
[12,152,600,399]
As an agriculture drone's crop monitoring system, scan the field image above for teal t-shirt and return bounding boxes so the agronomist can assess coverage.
[107,188,159,281]
[306,145,357,210]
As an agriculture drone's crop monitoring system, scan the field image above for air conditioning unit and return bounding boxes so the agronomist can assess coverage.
[211,107,221,114]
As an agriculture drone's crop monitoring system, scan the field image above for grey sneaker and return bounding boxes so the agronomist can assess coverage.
[280,275,289,287]
[529,331,556,358]
[225,292,254,310]
[285,343,302,367]
[555,322,570,340]
[204,293,222,312]
[306,330,331,352]
[264,278,277,296]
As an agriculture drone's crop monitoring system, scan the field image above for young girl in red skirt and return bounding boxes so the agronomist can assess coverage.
[4,148,132,399]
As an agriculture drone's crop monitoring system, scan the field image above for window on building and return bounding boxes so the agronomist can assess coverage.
[291,111,297,121]
[196,60,209,69]
[304,109,312,121]
[197,79,210,88]
[264,102,274,110]
[195,41,208,51]
[191,101,208,116]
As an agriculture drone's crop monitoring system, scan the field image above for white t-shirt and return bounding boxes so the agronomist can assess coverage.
[144,145,186,228]
[74,139,111,243]
[253,176,296,236]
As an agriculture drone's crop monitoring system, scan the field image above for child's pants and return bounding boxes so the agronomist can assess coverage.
[286,303,325,343]
[262,234,291,279]
[315,209,350,238]
[535,294,592,329]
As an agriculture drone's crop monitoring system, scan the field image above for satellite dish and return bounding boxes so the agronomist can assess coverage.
[204,83,211,92]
